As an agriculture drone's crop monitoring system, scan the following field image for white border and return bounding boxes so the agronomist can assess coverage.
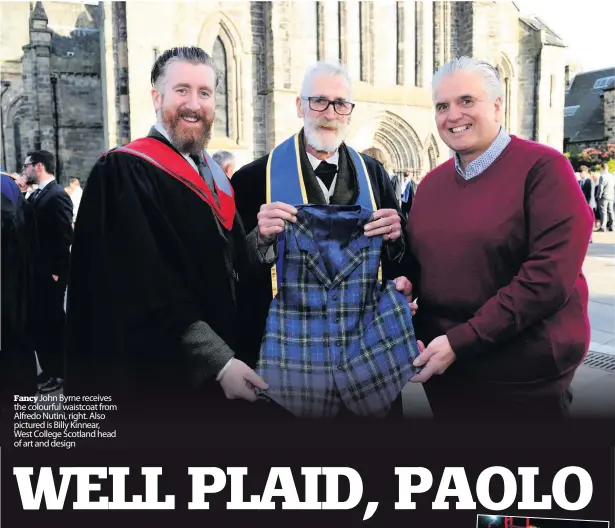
[476,514,610,526]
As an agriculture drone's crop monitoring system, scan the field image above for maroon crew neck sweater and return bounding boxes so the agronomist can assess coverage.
[406,136,594,394]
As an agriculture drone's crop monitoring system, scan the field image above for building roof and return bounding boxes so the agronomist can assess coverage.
[519,15,566,47]
[564,67,615,143]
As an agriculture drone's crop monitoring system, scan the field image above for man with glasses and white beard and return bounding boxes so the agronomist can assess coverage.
[232,61,416,417]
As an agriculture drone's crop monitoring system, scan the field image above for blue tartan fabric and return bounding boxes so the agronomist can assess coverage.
[256,204,421,418]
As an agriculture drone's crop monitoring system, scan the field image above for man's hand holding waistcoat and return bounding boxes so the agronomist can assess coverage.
[219,358,269,401]
[364,208,402,242]
[410,335,456,383]
[394,276,418,317]
[257,201,297,244]
[181,320,267,402]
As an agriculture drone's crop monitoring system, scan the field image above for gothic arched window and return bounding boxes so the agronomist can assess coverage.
[212,36,229,138]
[13,119,22,172]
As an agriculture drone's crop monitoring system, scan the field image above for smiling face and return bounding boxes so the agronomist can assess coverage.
[151,60,216,155]
[434,70,502,166]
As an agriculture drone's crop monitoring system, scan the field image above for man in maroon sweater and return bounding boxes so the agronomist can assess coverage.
[406,57,594,419]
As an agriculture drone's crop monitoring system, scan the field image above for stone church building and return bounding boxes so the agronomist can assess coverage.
[0,1,566,184]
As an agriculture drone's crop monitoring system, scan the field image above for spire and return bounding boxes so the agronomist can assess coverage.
[30,1,48,23]
[26,0,52,47]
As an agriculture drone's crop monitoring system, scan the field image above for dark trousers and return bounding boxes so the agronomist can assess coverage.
[0,323,37,394]
[33,275,67,379]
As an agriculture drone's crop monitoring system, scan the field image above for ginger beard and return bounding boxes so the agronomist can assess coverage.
[304,115,349,153]
[160,97,214,156]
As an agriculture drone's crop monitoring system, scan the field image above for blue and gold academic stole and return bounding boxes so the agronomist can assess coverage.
[265,133,382,297]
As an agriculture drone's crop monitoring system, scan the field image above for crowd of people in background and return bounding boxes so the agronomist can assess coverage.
[577,162,615,238]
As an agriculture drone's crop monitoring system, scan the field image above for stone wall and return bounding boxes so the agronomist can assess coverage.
[450,2,473,59]
[120,1,258,168]
[269,0,448,175]
[605,88,615,144]
[534,43,566,150]
[517,21,540,140]
[51,10,104,183]
[55,72,105,180]
[566,140,610,153]
[1,2,104,183]
[251,1,268,160]
[1,0,570,178]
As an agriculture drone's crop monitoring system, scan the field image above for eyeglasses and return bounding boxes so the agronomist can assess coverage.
[301,96,355,115]
[21,163,33,170]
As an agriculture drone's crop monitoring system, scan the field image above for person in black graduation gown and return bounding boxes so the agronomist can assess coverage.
[1,174,39,409]
[65,47,279,416]
[231,61,418,418]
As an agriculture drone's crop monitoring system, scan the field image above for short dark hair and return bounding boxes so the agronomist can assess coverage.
[27,150,55,175]
[151,46,218,91]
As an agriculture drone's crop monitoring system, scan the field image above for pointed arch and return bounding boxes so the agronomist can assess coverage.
[198,14,244,143]
[212,36,228,137]
[198,12,245,54]
[497,53,515,133]
[499,53,514,79]
[4,95,30,172]
[424,133,440,171]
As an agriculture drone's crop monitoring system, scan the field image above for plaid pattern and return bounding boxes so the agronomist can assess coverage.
[256,205,421,418]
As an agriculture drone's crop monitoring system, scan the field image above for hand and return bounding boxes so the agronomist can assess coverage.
[394,276,417,316]
[219,359,269,402]
[52,274,59,282]
[257,202,297,244]
[364,208,402,242]
[10,173,28,191]
[410,335,456,383]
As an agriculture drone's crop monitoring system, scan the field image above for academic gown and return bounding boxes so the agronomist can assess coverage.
[231,134,409,371]
[65,131,262,411]
[1,175,39,402]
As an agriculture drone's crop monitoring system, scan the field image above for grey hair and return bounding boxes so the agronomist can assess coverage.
[300,60,353,101]
[151,46,219,93]
[432,56,503,103]
[212,150,235,169]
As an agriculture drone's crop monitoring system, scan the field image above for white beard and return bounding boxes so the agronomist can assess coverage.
[304,116,348,153]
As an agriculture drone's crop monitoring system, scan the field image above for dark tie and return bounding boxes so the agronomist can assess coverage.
[190,154,219,204]
[28,188,41,203]
[315,161,338,190]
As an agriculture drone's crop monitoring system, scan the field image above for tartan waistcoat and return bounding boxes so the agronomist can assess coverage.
[256,204,422,418]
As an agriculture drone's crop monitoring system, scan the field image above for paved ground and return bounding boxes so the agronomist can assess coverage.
[403,230,615,418]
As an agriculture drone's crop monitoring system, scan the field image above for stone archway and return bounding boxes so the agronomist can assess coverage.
[346,111,423,179]
[4,95,32,172]
[424,133,440,171]
[373,111,423,177]
[496,53,515,133]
